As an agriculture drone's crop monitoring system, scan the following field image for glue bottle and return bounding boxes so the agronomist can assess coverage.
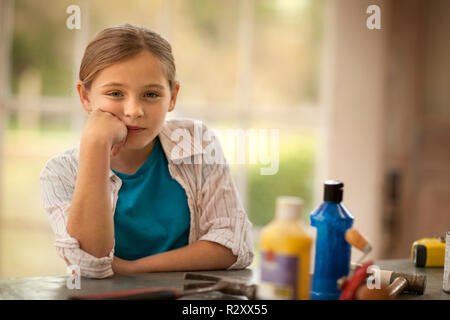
[259,196,312,300]
[310,180,354,300]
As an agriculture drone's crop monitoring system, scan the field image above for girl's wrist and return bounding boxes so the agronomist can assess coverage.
[81,134,112,151]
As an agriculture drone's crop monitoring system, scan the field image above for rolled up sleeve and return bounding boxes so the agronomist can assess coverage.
[39,157,114,279]
[198,130,254,269]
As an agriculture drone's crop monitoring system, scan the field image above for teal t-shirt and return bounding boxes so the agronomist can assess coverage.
[112,136,190,260]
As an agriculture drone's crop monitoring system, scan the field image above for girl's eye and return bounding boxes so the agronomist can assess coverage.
[107,91,123,97]
[144,92,159,98]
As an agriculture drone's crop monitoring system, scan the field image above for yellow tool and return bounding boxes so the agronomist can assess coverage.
[411,237,446,267]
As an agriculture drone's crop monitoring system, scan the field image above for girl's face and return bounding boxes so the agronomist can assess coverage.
[79,50,179,152]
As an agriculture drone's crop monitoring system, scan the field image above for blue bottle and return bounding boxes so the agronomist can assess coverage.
[310,180,354,300]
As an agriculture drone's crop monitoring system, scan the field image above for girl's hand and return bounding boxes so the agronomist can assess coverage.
[112,256,138,275]
[81,108,128,156]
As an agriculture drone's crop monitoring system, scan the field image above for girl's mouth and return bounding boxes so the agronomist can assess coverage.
[126,126,145,134]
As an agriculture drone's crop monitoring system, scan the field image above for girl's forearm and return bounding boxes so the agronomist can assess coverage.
[67,138,115,258]
[132,240,238,273]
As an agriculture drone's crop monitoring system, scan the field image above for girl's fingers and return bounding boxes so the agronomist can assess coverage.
[111,144,121,157]
[111,137,127,157]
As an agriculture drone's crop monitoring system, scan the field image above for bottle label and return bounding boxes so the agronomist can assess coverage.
[259,251,299,299]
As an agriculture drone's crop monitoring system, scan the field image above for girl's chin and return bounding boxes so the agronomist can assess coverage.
[122,137,156,150]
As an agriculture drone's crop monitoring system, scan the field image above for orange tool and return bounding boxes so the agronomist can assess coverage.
[345,228,372,263]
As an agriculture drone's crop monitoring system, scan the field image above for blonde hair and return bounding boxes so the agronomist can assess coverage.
[79,24,176,90]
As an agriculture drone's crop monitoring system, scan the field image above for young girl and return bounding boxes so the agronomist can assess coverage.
[39,24,254,279]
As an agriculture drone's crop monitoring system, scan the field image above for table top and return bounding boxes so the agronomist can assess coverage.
[0,259,448,300]
[0,268,256,300]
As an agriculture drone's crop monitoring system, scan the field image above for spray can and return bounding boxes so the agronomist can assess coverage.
[310,180,354,300]
[259,196,312,300]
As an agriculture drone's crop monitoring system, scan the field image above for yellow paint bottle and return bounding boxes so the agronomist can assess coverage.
[259,196,312,300]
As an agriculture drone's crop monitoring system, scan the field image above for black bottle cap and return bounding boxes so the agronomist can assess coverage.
[324,180,344,203]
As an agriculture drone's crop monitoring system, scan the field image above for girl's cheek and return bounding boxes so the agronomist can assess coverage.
[96,96,122,111]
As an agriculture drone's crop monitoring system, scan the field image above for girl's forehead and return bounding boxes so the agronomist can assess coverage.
[92,51,169,89]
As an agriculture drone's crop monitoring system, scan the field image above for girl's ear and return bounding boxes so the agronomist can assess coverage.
[76,81,92,113]
[168,81,180,112]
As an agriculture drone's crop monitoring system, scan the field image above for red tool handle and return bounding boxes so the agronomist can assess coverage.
[339,261,374,300]
[71,287,181,300]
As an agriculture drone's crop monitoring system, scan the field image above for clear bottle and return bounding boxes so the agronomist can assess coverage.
[310,180,354,300]
[259,196,312,300]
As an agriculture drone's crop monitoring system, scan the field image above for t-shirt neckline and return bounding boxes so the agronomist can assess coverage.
[112,137,160,180]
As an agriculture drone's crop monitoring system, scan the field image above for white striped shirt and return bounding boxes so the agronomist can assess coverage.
[39,118,254,278]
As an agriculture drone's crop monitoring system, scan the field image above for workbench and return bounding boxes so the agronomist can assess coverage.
[0,259,448,300]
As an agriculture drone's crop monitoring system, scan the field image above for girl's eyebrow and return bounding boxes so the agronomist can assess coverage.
[101,82,124,87]
[142,84,165,90]
[101,82,165,89]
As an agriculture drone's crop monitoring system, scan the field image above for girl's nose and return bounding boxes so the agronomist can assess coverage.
[123,98,144,118]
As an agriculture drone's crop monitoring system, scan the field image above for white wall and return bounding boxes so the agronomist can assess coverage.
[314,0,390,260]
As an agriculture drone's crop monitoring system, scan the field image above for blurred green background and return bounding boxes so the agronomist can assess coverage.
[247,131,316,226]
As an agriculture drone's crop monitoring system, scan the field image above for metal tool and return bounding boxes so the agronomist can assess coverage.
[350,262,427,294]
[183,273,258,300]
[355,275,413,300]
[339,261,426,300]
[71,273,258,300]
